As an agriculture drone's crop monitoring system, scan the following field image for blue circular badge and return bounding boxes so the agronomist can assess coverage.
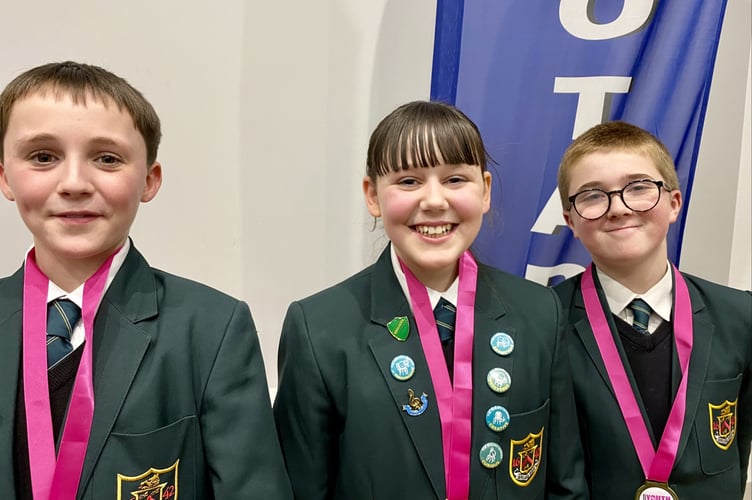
[485,405,510,432]
[479,442,503,468]
[390,355,415,381]
[490,332,514,356]
[486,368,511,393]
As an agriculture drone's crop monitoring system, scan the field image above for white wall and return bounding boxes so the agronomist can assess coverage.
[0,0,748,397]
[0,0,436,388]
[681,0,752,289]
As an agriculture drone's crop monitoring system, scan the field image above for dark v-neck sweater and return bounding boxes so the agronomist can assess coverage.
[614,317,674,442]
[14,346,84,500]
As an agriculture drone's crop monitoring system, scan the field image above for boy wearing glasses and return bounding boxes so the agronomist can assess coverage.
[554,121,751,499]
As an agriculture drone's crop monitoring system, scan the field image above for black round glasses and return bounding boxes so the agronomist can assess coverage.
[568,179,667,220]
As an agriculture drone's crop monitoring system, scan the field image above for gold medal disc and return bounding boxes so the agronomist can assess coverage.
[635,480,678,500]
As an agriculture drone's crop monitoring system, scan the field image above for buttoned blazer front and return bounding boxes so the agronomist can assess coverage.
[274,247,587,500]
[555,271,752,499]
[0,243,293,499]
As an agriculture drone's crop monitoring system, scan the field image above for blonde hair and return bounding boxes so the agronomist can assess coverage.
[557,121,680,208]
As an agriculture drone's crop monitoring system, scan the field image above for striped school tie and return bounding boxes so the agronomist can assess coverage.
[433,297,456,342]
[46,299,81,368]
[628,298,652,335]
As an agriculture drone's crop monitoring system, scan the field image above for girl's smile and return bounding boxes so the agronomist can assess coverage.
[364,162,491,291]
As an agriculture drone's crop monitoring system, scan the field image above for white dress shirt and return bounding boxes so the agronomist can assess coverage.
[597,263,673,334]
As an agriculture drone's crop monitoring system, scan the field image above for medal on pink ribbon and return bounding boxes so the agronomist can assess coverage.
[635,480,679,500]
[400,251,477,500]
[23,249,116,499]
[581,264,692,499]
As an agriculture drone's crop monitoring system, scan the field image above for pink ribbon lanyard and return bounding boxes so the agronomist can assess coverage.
[401,251,477,500]
[23,249,114,499]
[581,264,693,481]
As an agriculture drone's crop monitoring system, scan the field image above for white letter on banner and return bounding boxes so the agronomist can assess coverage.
[526,263,585,286]
[553,76,632,139]
[530,76,632,236]
[525,76,632,284]
[559,0,656,40]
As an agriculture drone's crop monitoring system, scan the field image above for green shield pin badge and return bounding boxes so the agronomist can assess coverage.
[387,316,409,341]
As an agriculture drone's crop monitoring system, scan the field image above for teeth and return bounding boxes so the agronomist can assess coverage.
[415,224,453,236]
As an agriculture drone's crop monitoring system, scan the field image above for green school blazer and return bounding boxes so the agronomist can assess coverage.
[274,247,588,499]
[555,271,752,500]
[0,243,292,499]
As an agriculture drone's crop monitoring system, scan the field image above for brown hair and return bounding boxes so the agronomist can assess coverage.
[557,121,680,208]
[366,100,490,179]
[0,61,161,164]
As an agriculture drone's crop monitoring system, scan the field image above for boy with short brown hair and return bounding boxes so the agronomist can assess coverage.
[0,61,292,499]
[555,120,751,499]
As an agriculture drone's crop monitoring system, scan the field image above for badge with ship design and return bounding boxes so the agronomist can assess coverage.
[709,399,737,450]
[509,428,543,487]
[117,459,179,500]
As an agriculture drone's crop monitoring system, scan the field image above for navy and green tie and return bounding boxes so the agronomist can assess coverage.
[46,299,81,368]
[434,297,456,378]
[434,297,456,342]
[629,298,652,335]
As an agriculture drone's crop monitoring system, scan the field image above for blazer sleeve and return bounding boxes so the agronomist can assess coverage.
[738,290,752,489]
[544,288,590,499]
[199,301,293,499]
[274,301,338,500]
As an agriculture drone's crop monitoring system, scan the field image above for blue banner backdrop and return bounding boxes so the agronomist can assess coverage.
[432,0,728,284]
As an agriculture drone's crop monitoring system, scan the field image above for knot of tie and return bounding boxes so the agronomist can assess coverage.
[47,298,81,368]
[433,297,456,342]
[628,298,652,335]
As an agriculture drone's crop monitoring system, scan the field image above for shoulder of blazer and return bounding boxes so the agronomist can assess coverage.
[553,273,583,309]
[474,261,559,320]
[681,271,752,318]
[294,247,391,312]
[105,243,243,325]
[0,266,25,320]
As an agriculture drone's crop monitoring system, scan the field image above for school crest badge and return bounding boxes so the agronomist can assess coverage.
[509,428,543,487]
[117,459,179,500]
[709,399,737,450]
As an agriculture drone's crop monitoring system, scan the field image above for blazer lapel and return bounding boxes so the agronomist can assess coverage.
[0,268,23,494]
[366,248,446,499]
[570,280,618,397]
[79,245,156,493]
[468,266,509,498]
[674,277,712,462]
[570,275,660,441]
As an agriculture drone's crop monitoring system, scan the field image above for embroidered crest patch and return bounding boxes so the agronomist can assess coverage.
[117,459,179,500]
[509,428,543,487]
[709,399,737,450]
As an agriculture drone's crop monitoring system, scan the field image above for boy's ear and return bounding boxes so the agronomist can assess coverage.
[0,162,14,201]
[563,210,578,237]
[667,189,682,223]
[141,162,162,202]
[363,175,381,218]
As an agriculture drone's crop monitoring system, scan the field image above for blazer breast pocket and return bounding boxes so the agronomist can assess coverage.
[693,374,743,476]
[494,399,550,499]
[93,415,198,500]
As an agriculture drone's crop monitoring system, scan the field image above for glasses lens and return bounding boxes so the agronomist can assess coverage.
[623,181,660,212]
[573,190,609,219]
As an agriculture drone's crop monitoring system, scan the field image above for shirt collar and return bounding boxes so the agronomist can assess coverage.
[390,244,459,310]
[46,239,131,307]
[596,262,673,322]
